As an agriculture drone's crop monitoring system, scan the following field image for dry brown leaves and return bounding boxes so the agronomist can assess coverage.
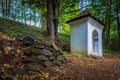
[44,55,120,80]
[0,32,15,40]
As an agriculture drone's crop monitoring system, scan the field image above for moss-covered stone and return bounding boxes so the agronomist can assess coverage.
[0,50,3,55]
[25,47,43,55]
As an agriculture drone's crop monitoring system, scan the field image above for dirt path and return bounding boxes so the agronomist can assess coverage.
[46,55,120,80]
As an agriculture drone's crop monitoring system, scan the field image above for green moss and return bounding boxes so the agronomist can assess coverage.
[26,47,43,55]
[63,51,70,55]
[0,50,3,55]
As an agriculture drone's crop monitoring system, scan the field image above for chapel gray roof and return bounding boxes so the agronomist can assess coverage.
[66,9,105,26]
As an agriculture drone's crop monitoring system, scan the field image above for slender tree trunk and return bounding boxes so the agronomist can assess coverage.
[116,0,120,49]
[103,9,107,45]
[33,9,36,26]
[22,7,24,23]
[30,9,32,26]
[8,0,11,19]
[1,0,6,17]
[24,5,26,24]
[13,1,17,20]
[41,13,46,31]
[116,13,120,49]
[6,0,7,18]
[18,8,20,22]
[46,0,51,35]
[106,0,111,48]
[53,0,59,36]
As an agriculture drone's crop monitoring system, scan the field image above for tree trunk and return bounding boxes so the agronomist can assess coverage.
[41,13,46,32]
[8,0,11,19]
[24,5,26,24]
[6,0,7,18]
[30,9,32,26]
[1,0,6,17]
[33,9,36,26]
[46,0,51,36]
[116,0,120,49]
[53,0,59,36]
[106,0,111,48]
[103,8,107,46]
[46,0,55,42]
[1,0,11,18]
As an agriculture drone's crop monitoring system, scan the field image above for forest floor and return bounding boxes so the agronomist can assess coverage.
[0,17,120,80]
[47,55,120,80]
[0,31,120,80]
[0,49,120,80]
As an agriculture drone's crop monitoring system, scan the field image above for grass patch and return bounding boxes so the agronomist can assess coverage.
[63,51,70,55]
[0,17,44,41]
[103,47,120,57]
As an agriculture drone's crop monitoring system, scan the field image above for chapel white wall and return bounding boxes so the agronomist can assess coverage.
[87,18,103,57]
[70,20,87,53]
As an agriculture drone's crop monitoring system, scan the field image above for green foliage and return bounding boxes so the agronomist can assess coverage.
[89,0,120,50]
[63,51,70,55]
[103,47,120,57]
[12,76,18,80]
[1,75,7,79]
[59,0,79,34]
[103,47,114,53]
[57,33,70,44]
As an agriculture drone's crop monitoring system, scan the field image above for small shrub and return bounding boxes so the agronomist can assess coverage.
[57,33,70,44]
[103,47,120,57]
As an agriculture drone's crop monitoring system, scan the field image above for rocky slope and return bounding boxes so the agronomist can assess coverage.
[0,32,66,79]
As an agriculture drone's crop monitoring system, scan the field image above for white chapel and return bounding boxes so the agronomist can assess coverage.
[66,9,105,57]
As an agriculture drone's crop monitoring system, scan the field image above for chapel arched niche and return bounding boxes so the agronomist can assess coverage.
[92,29,99,54]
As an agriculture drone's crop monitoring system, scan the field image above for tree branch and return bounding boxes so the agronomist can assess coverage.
[63,9,80,14]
